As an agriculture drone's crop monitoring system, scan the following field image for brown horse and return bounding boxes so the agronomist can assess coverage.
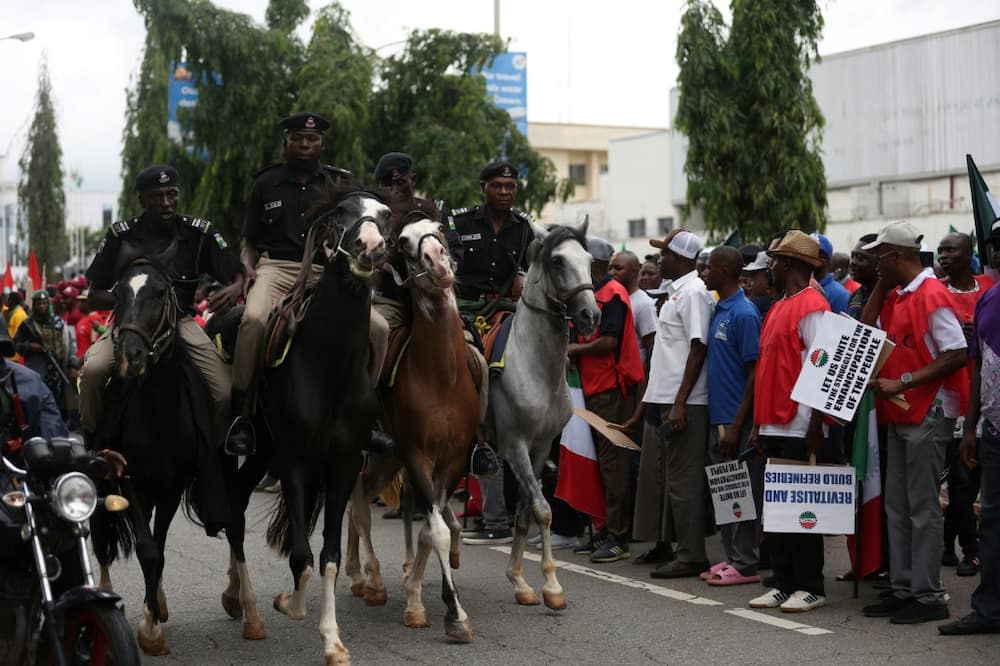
[346,216,480,641]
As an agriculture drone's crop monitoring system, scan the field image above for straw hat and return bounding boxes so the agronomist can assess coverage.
[766,230,824,268]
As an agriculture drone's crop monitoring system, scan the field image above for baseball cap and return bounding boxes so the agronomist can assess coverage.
[860,220,923,251]
[650,230,703,259]
[586,236,615,263]
[810,233,834,259]
[742,251,769,272]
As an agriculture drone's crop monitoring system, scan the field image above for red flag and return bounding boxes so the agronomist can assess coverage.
[0,263,13,293]
[28,250,42,293]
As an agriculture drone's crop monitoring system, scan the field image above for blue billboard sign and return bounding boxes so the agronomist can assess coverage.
[167,63,220,155]
[477,52,527,135]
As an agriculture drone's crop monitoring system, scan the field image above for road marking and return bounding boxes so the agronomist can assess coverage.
[490,546,833,636]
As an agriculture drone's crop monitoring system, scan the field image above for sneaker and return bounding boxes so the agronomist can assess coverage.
[462,528,513,545]
[590,534,630,563]
[957,554,981,577]
[540,533,578,550]
[749,588,790,609]
[780,591,827,613]
[573,533,606,555]
[941,550,959,566]
[891,601,949,625]
[863,595,911,617]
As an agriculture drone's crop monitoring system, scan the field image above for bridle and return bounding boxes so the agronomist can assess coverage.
[519,240,595,320]
[391,212,451,289]
[112,260,179,365]
[316,192,383,267]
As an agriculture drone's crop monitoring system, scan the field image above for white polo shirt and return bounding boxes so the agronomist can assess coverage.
[642,270,715,406]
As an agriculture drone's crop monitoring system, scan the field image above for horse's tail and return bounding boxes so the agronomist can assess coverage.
[89,486,136,566]
[266,479,325,557]
[378,470,404,509]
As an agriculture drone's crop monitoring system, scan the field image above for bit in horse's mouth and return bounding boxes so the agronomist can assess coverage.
[349,258,375,279]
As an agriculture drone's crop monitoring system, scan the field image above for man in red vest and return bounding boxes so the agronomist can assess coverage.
[861,221,967,625]
[938,232,995,576]
[568,236,644,564]
[748,230,831,612]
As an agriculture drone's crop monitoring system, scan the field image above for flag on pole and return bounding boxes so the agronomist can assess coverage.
[27,250,42,293]
[847,391,882,577]
[966,154,1000,263]
[555,366,605,519]
[0,264,13,293]
[722,229,742,248]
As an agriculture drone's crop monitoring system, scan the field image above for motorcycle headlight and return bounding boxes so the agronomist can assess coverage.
[51,472,98,522]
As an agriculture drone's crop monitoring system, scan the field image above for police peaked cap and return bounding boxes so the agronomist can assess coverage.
[374,152,413,183]
[480,160,519,181]
[279,112,331,134]
[134,165,179,191]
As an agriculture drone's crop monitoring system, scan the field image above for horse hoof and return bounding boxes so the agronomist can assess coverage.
[242,620,266,640]
[350,582,365,598]
[272,592,305,620]
[514,589,540,606]
[449,552,460,570]
[221,593,243,619]
[446,621,474,643]
[543,590,567,611]
[364,586,387,606]
[403,610,430,628]
[324,646,351,666]
[137,629,170,656]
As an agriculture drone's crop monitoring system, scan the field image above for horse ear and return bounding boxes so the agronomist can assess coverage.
[578,215,590,238]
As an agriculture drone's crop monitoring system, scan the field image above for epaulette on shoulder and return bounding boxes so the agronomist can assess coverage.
[110,216,140,238]
[322,164,353,177]
[253,162,282,178]
[180,215,213,234]
[450,206,476,217]
[512,207,534,223]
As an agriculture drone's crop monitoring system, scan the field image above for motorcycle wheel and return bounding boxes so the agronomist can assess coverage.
[39,605,140,666]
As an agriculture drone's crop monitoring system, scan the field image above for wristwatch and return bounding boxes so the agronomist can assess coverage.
[900,372,913,386]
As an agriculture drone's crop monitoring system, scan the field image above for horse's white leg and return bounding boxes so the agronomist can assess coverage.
[402,519,433,628]
[137,603,169,656]
[222,549,243,618]
[237,559,265,640]
[345,492,365,597]
[442,503,462,570]
[347,484,386,605]
[428,504,473,641]
[156,576,169,622]
[506,494,540,606]
[99,564,113,591]
[402,497,416,577]
[319,562,350,666]
[533,496,565,610]
[273,565,312,621]
[358,505,387,606]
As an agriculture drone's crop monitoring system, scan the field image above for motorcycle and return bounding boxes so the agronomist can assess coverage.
[0,436,139,665]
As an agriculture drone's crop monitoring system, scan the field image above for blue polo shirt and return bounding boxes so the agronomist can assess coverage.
[706,290,762,426]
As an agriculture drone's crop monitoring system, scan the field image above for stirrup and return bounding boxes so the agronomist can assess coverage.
[224,416,256,457]
[470,441,500,478]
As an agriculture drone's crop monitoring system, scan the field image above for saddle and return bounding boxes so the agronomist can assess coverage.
[261,288,313,370]
[478,310,514,376]
[381,325,411,388]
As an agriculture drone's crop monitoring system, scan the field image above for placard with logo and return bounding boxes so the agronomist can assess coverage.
[762,460,856,534]
[705,460,756,525]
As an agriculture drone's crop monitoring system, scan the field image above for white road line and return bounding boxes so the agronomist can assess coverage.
[489,546,832,636]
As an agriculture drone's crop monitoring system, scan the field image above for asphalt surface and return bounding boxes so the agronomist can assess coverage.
[99,493,999,665]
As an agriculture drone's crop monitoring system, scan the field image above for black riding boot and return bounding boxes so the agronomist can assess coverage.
[224,389,255,457]
[365,430,395,454]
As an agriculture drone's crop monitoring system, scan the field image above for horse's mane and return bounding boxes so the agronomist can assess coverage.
[305,185,387,226]
[537,223,587,265]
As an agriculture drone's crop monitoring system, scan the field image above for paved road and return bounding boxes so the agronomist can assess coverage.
[102,493,998,665]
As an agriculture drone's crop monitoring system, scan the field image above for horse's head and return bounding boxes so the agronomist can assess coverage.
[112,258,178,380]
[396,217,455,290]
[524,218,600,336]
[316,191,390,280]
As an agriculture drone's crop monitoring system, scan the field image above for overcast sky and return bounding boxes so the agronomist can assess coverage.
[1,0,997,192]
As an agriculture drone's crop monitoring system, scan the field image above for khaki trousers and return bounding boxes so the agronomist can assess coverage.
[80,316,231,445]
[232,255,388,391]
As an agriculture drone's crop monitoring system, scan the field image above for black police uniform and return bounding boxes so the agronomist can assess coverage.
[243,163,355,262]
[450,205,533,301]
[86,214,241,310]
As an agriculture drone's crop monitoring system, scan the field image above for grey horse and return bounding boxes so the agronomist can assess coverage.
[487,220,600,609]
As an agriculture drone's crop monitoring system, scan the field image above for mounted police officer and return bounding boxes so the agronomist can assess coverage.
[80,165,243,449]
[451,160,534,319]
[225,112,390,456]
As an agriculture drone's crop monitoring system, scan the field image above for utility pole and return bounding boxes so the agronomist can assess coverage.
[494,0,500,36]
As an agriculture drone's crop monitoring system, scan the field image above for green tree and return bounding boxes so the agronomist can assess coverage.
[675,0,827,243]
[18,57,68,282]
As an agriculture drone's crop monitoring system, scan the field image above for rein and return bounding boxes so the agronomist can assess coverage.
[113,260,180,364]
[519,281,594,320]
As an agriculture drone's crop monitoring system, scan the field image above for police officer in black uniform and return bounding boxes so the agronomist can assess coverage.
[80,165,243,448]
[451,160,534,319]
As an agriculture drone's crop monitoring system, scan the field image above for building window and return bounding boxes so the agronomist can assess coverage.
[599,164,608,175]
[102,205,113,225]
[657,217,674,235]
[628,218,646,238]
[569,163,587,186]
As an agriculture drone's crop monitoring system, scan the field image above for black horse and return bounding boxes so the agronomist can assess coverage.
[90,243,231,656]
[219,190,390,664]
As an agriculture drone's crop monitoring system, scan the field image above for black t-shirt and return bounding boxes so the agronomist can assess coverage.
[86,214,241,312]
[243,163,355,262]
[450,205,532,300]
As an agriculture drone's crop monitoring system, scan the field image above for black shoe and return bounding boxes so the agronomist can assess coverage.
[942,550,959,566]
[632,543,674,565]
[462,528,513,545]
[863,595,911,618]
[225,417,255,456]
[365,430,395,454]
[957,554,981,577]
[891,601,949,625]
[590,534,630,563]
[939,612,1000,635]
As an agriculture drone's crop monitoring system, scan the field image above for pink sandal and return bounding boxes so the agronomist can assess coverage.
[706,564,761,586]
[699,561,730,581]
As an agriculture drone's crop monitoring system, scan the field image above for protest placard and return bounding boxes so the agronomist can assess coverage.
[705,460,756,525]
[791,312,889,422]
[573,408,640,451]
[762,460,856,534]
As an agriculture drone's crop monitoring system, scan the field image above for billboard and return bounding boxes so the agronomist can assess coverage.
[477,52,528,135]
[167,63,220,153]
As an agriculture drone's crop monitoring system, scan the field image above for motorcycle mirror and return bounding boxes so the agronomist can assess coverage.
[103,494,130,512]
